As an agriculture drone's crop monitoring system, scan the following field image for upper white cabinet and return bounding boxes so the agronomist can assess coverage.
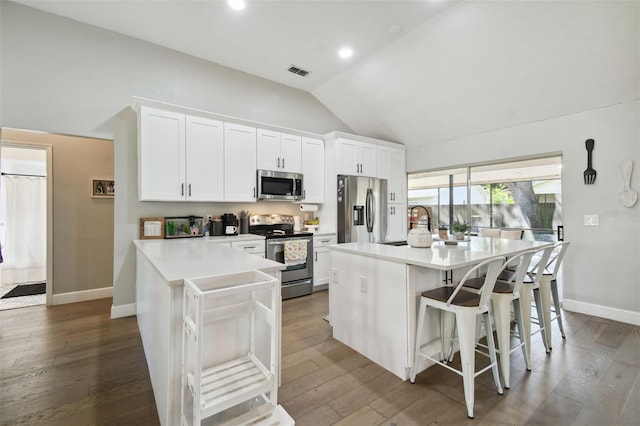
[336,138,378,177]
[301,137,324,203]
[186,116,224,201]
[378,146,407,204]
[224,123,257,202]
[257,129,301,173]
[138,106,223,202]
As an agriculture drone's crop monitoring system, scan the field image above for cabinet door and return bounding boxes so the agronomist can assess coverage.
[139,106,185,201]
[379,146,406,203]
[224,123,257,202]
[280,133,302,173]
[336,138,359,175]
[186,116,224,201]
[387,204,407,242]
[301,137,324,203]
[359,142,378,177]
[314,247,331,287]
[256,128,280,171]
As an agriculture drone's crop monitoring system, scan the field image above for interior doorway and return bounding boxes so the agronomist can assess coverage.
[0,143,52,310]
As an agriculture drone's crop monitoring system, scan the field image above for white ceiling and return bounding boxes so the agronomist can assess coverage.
[14,0,456,92]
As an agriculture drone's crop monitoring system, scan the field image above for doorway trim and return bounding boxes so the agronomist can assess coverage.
[1,141,53,306]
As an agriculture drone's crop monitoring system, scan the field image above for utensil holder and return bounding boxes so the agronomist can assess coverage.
[240,218,249,234]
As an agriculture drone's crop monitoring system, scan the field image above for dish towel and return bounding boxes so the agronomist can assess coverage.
[284,240,307,266]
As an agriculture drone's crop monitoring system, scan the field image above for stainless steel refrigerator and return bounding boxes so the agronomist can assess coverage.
[337,175,388,243]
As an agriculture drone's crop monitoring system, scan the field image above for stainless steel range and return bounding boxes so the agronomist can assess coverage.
[249,214,314,300]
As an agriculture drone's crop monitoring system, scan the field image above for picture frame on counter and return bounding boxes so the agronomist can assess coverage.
[140,217,165,239]
[91,179,115,198]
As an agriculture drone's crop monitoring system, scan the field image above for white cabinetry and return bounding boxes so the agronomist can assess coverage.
[257,129,301,173]
[379,145,407,241]
[313,234,336,289]
[138,106,223,202]
[139,106,186,201]
[336,138,378,177]
[301,137,324,203]
[378,146,407,204]
[186,116,225,201]
[231,239,266,258]
[386,205,407,242]
[224,123,257,202]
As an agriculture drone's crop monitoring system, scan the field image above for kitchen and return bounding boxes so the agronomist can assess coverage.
[1,0,639,425]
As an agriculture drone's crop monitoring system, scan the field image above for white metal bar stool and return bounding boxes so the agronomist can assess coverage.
[462,249,537,388]
[410,256,506,419]
[527,241,570,349]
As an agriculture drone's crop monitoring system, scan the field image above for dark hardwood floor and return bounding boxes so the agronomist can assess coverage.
[1,291,639,425]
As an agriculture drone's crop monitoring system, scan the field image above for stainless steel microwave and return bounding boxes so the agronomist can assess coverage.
[257,170,304,201]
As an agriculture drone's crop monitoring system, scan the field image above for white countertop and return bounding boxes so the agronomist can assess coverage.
[329,237,552,270]
[134,237,284,285]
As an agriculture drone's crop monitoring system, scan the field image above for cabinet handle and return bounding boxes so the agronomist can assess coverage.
[303,189,306,199]
[321,239,330,243]
[188,183,192,197]
[181,183,184,196]
[282,158,285,168]
[253,187,256,198]
[277,157,281,168]
[244,245,257,250]
[315,252,318,262]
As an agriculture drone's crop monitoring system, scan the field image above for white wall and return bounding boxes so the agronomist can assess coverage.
[0,2,350,310]
[314,0,640,323]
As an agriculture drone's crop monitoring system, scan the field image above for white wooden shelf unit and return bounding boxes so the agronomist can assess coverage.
[181,270,293,425]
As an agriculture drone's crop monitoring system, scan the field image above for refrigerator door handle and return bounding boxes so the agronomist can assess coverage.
[366,188,374,232]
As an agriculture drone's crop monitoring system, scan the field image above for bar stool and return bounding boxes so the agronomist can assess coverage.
[518,245,555,357]
[462,249,537,388]
[527,241,570,349]
[410,256,506,419]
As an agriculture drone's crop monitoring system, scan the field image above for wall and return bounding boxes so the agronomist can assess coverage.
[1,128,115,298]
[0,2,350,313]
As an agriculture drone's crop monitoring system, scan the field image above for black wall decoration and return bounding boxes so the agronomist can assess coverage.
[583,139,596,185]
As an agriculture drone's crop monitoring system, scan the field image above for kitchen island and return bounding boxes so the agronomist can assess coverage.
[134,237,285,426]
[328,237,551,380]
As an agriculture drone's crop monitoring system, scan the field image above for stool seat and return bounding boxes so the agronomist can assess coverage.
[421,287,480,307]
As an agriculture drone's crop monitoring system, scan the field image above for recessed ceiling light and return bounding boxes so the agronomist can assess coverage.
[389,25,403,34]
[228,0,246,11]
[338,47,353,59]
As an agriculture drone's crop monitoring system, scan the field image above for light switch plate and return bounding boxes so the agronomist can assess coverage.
[584,214,599,226]
[359,276,367,293]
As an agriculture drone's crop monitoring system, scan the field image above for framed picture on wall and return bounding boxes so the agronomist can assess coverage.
[92,179,114,198]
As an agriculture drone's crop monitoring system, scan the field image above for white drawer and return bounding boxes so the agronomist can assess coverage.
[231,240,265,255]
[313,234,337,247]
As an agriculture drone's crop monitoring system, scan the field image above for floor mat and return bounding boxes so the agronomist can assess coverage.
[1,283,46,298]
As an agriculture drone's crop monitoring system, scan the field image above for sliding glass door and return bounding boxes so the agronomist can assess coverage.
[408,156,562,241]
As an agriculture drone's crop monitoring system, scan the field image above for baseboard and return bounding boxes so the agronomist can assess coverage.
[313,284,328,292]
[110,303,137,319]
[52,286,112,305]
[563,298,640,326]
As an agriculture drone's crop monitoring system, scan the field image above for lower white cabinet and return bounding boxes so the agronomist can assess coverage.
[231,239,266,258]
[313,234,336,289]
[387,204,407,242]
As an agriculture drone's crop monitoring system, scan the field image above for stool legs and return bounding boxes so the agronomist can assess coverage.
[550,279,566,338]
[491,294,530,389]
[410,297,428,383]
[539,275,553,349]
[532,287,551,353]
[513,299,531,372]
[456,310,478,418]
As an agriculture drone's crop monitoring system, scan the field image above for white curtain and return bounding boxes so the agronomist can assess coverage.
[0,175,47,284]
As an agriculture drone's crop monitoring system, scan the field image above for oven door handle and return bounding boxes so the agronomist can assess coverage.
[267,239,310,246]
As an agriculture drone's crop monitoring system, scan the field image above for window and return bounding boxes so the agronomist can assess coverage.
[408,156,562,241]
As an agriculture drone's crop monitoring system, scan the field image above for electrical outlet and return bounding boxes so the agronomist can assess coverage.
[584,214,599,226]
[331,269,338,283]
[206,214,214,222]
[359,276,367,293]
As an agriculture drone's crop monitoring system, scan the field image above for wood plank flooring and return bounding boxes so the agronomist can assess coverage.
[2,291,639,425]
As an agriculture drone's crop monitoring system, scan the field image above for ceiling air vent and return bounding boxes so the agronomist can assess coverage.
[288,65,310,77]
